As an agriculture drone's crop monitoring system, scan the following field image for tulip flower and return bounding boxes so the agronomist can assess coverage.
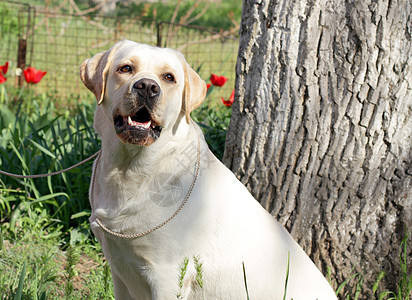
[0,62,9,75]
[0,62,8,83]
[23,66,47,84]
[0,73,6,84]
[221,89,235,107]
[206,83,211,91]
[210,74,228,87]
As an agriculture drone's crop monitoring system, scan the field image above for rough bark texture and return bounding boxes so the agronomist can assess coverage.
[223,0,411,296]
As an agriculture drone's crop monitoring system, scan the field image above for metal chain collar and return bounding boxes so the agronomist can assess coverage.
[90,120,201,239]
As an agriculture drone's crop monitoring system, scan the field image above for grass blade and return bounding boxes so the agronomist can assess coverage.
[373,271,386,295]
[27,138,56,159]
[0,227,3,251]
[242,261,250,300]
[283,252,290,300]
[14,261,27,300]
[335,266,359,296]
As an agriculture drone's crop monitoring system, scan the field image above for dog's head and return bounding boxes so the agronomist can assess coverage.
[80,40,206,146]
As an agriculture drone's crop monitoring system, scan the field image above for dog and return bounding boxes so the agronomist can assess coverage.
[80,39,337,299]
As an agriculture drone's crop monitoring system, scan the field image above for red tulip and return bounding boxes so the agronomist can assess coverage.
[210,74,228,87]
[221,89,235,107]
[23,67,47,84]
[0,62,9,75]
[207,83,211,91]
[0,73,6,83]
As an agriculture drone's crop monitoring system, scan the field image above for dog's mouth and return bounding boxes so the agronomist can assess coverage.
[113,107,163,145]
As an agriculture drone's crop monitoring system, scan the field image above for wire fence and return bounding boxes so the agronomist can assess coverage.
[0,1,239,103]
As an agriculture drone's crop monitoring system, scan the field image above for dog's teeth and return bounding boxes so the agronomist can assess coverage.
[127,116,152,128]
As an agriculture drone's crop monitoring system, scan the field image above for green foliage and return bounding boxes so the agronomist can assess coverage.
[0,3,19,38]
[64,243,80,298]
[103,260,112,297]
[0,212,64,299]
[176,257,189,299]
[192,97,232,160]
[13,0,241,30]
[193,255,204,290]
[0,88,99,234]
[115,0,241,30]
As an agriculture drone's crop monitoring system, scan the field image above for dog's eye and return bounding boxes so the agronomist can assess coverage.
[163,73,175,83]
[118,65,132,73]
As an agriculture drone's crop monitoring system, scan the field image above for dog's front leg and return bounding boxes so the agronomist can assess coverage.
[111,271,136,300]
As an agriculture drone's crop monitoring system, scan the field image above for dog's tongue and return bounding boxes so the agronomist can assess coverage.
[126,116,151,129]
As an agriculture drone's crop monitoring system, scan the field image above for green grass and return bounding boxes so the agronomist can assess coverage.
[0,209,114,299]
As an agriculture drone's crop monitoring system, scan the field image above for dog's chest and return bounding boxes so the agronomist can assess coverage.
[93,163,194,229]
[90,165,195,257]
[102,234,152,267]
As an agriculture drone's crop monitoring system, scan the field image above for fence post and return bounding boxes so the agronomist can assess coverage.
[17,38,27,88]
[157,22,163,47]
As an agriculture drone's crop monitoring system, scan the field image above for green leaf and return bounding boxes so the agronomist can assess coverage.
[378,290,395,300]
[373,271,386,294]
[31,192,70,205]
[10,207,22,233]
[14,261,27,300]
[27,138,56,158]
[0,227,3,250]
[70,211,91,219]
[336,272,359,295]
[0,105,15,128]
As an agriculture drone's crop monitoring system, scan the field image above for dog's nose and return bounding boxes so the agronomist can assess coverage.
[133,78,160,99]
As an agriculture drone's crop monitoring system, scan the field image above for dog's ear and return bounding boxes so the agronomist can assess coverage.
[80,43,120,105]
[179,55,206,123]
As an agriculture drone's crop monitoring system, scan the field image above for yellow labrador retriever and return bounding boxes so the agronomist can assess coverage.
[80,40,337,300]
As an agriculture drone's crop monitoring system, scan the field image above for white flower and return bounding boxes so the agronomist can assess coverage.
[15,68,22,76]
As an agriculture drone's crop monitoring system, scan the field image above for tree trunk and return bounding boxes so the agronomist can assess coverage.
[223,0,411,296]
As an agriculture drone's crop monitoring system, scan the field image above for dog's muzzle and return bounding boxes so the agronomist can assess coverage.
[112,78,163,146]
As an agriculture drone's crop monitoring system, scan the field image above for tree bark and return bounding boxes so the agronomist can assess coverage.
[223,0,411,296]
